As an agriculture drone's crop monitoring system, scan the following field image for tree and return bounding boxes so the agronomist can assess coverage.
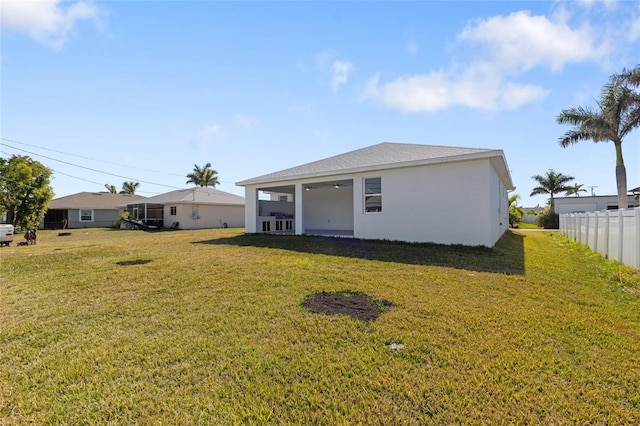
[616,64,640,87]
[121,181,140,195]
[0,155,54,229]
[565,183,587,197]
[105,184,117,194]
[557,65,640,209]
[530,169,574,212]
[508,194,525,227]
[186,163,219,187]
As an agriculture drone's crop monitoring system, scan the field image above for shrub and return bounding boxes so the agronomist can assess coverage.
[115,211,130,229]
[536,210,559,229]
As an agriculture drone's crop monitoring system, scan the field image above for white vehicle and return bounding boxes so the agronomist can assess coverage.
[0,224,15,247]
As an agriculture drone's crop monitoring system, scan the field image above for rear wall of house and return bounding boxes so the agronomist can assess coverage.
[304,184,354,231]
[64,209,120,228]
[167,204,245,230]
[352,159,499,246]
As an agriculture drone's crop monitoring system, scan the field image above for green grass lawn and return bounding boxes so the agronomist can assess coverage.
[516,222,540,229]
[1,228,639,424]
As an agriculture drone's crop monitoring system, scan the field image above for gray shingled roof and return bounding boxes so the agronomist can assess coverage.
[48,192,146,209]
[137,188,244,206]
[237,142,512,187]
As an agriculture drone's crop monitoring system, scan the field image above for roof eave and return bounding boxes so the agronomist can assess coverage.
[236,150,507,187]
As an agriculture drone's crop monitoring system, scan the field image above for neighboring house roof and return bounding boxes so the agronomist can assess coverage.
[48,192,146,209]
[134,188,244,206]
[236,142,514,189]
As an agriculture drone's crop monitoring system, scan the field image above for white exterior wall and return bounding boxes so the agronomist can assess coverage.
[168,204,244,230]
[489,163,510,245]
[352,159,496,246]
[555,195,636,214]
[259,200,295,217]
[244,187,258,233]
[269,193,292,202]
[304,185,353,231]
[241,158,509,246]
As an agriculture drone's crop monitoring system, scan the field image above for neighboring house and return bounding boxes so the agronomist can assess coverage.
[42,192,146,229]
[554,194,638,214]
[125,187,245,230]
[237,142,514,247]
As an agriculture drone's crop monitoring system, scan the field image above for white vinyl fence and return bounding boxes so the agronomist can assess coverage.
[559,207,640,269]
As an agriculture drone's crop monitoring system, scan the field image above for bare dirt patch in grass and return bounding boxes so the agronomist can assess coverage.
[302,291,393,321]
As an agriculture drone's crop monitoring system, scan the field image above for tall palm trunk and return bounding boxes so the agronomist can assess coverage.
[614,142,628,209]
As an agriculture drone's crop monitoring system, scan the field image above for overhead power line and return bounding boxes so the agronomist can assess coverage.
[1,143,182,190]
[0,136,184,178]
[1,136,238,186]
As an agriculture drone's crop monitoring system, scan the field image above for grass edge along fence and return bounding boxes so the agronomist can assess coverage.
[560,207,640,269]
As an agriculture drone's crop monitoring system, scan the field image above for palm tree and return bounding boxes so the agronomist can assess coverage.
[615,64,640,87]
[565,183,587,197]
[121,181,140,195]
[186,163,219,187]
[104,184,117,194]
[508,194,525,227]
[557,66,640,209]
[530,169,575,212]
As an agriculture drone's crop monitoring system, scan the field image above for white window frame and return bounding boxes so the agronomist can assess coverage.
[79,209,94,222]
[170,206,177,216]
[363,177,382,214]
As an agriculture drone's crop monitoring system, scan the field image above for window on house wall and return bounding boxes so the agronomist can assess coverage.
[364,177,382,213]
[170,206,177,215]
[80,210,93,222]
[278,195,288,202]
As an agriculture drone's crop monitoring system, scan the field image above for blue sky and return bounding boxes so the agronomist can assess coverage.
[1,0,639,208]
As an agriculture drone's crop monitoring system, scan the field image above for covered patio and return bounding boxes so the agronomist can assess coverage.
[251,179,354,237]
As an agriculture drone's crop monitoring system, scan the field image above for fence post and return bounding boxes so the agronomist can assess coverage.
[636,208,640,269]
[604,211,610,259]
[618,209,624,263]
[585,213,590,247]
[593,211,598,252]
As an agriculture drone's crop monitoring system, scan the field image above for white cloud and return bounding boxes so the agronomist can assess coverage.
[499,82,550,110]
[406,41,419,56]
[458,10,607,73]
[198,123,224,148]
[312,52,355,91]
[363,9,610,112]
[1,0,104,50]
[234,114,261,129]
[330,60,355,91]
[363,67,548,112]
[629,16,640,42]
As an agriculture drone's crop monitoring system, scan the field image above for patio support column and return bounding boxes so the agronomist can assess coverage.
[244,187,258,233]
[295,183,304,235]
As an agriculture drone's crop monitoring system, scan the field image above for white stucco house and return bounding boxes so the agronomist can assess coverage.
[125,188,244,230]
[236,142,514,247]
[554,194,638,214]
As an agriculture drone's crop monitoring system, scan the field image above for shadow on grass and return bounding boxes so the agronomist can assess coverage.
[195,230,525,275]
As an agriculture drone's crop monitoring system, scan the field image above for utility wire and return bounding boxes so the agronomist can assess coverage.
[0,136,185,178]
[1,143,182,190]
[1,136,239,185]
[49,168,163,194]
[0,155,163,195]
